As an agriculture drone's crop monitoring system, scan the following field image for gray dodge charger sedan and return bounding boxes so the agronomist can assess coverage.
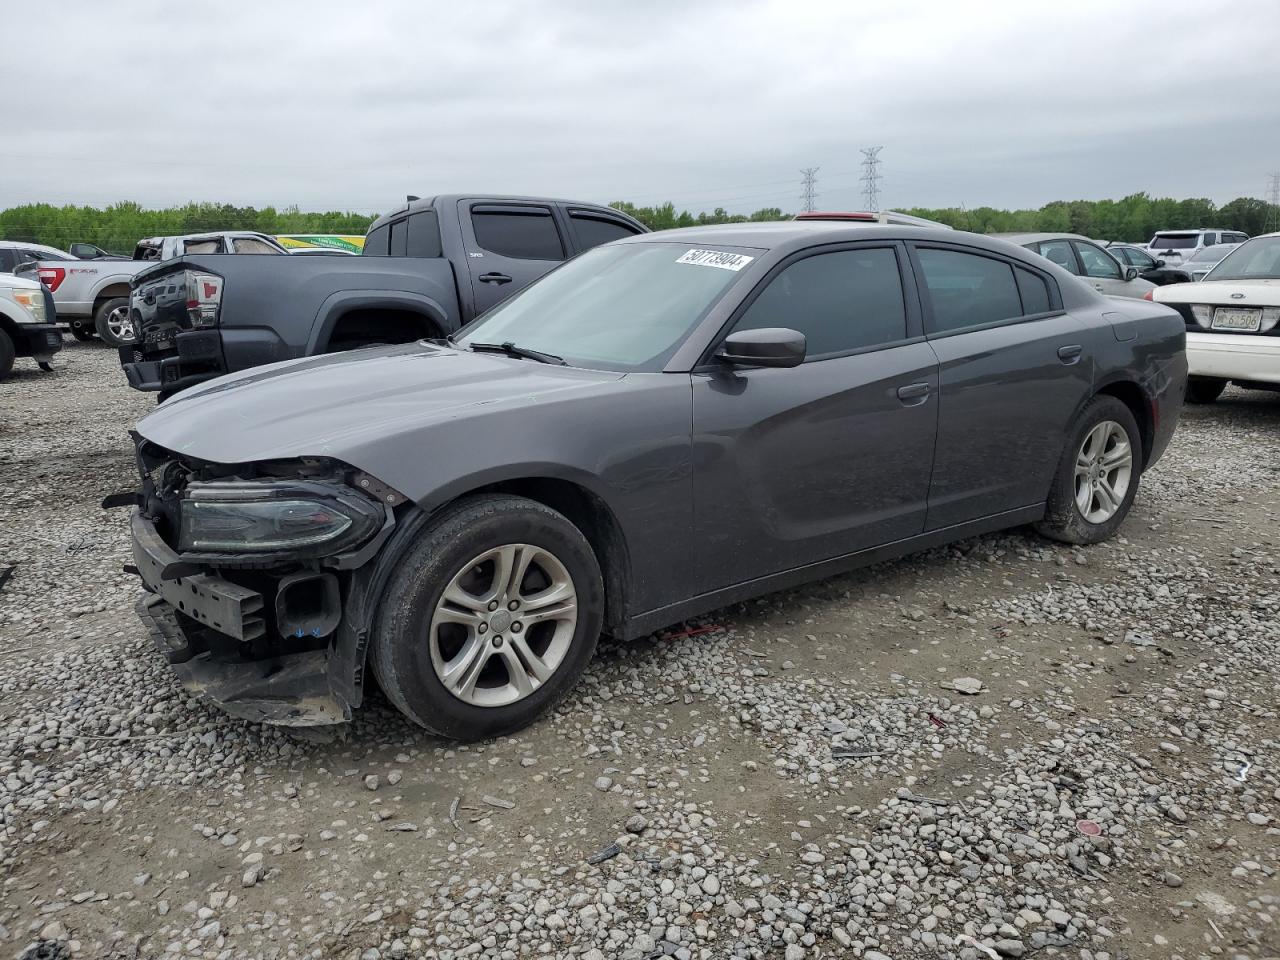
[119,223,1187,738]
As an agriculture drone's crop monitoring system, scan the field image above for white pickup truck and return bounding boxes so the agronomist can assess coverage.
[16,232,287,346]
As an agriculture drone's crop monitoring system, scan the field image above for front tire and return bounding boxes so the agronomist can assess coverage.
[371,494,603,740]
[94,297,133,348]
[0,330,14,380]
[1035,395,1142,545]
[1186,376,1227,404]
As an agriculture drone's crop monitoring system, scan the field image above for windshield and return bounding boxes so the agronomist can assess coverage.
[1203,237,1280,281]
[1148,233,1198,249]
[457,241,759,371]
[1187,244,1233,263]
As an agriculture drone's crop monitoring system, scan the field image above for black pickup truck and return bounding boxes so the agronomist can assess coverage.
[119,195,647,397]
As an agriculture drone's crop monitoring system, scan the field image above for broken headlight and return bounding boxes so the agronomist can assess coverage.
[178,479,383,557]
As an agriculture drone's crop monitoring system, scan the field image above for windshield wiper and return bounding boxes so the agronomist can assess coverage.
[467,341,567,365]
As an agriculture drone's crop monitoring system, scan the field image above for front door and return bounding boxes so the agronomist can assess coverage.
[692,244,939,591]
[458,201,568,316]
[910,244,1094,529]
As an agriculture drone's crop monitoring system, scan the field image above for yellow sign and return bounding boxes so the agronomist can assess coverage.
[276,235,366,253]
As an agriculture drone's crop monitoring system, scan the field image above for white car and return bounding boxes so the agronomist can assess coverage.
[1149,232,1280,403]
[996,233,1156,299]
[1146,229,1249,266]
[1180,243,1241,282]
[0,272,62,380]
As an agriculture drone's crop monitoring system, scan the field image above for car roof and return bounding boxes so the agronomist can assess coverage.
[615,221,1025,257]
[0,240,66,253]
[989,232,1092,245]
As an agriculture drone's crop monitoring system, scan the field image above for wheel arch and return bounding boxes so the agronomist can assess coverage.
[308,290,449,353]
[91,280,133,308]
[1093,377,1153,469]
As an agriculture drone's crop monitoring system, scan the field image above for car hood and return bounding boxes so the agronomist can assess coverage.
[136,341,626,465]
[1154,278,1280,305]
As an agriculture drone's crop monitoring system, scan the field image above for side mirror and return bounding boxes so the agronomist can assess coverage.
[1153,259,1166,269]
[717,328,806,368]
[1123,266,1139,281]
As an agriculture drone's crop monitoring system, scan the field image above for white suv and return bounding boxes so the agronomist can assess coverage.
[1146,229,1248,266]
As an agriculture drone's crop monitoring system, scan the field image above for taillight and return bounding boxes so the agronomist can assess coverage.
[1142,289,1154,301]
[37,266,66,293]
[185,271,223,328]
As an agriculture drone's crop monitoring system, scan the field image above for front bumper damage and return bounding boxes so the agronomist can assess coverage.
[119,446,416,727]
[130,508,353,725]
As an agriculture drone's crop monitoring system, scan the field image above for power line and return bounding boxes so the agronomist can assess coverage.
[800,167,819,213]
[859,147,883,213]
[1267,172,1280,234]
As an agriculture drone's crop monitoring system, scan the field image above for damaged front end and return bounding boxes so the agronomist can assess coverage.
[112,435,410,726]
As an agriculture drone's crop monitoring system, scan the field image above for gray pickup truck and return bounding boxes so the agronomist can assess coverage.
[119,195,647,397]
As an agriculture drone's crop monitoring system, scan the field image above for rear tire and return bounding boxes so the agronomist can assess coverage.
[1186,376,1227,404]
[1035,395,1142,546]
[0,330,14,380]
[371,494,603,741]
[94,297,133,348]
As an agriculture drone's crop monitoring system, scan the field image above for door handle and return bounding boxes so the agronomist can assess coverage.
[896,382,931,405]
[479,272,512,285]
[1057,344,1083,364]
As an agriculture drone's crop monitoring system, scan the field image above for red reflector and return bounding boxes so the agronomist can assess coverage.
[1142,290,1154,301]
[203,281,218,299]
[38,266,66,292]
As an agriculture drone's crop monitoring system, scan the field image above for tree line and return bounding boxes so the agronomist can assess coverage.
[2,192,1276,253]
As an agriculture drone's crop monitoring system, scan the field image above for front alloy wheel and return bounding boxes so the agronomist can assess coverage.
[430,544,578,707]
[371,494,603,740]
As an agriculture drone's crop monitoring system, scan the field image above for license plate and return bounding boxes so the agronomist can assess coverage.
[1212,307,1261,332]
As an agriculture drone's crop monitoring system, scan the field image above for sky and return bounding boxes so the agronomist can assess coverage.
[2,0,1278,216]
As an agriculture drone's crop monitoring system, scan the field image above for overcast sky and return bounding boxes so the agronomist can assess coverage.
[3,0,1278,215]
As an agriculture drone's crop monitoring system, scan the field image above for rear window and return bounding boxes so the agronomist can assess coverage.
[1149,233,1198,249]
[471,207,564,260]
[570,213,640,252]
[407,211,442,258]
[364,224,389,256]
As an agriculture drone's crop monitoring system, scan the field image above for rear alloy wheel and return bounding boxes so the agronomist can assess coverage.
[1185,376,1227,404]
[371,494,603,740]
[94,297,134,348]
[1036,395,1142,545]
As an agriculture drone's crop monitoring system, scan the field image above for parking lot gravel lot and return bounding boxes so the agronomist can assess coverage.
[1,341,1277,960]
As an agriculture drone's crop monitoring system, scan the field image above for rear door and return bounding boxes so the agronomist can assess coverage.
[458,201,568,315]
[910,243,1093,529]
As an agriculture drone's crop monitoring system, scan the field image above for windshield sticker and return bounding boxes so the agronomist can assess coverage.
[676,249,754,271]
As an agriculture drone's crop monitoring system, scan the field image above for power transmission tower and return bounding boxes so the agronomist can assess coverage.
[1266,172,1280,234]
[860,147,883,212]
[800,168,820,213]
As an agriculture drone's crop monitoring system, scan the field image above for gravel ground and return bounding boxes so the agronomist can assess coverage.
[1,341,1277,960]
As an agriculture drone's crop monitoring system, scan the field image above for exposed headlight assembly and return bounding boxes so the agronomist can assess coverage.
[178,479,385,559]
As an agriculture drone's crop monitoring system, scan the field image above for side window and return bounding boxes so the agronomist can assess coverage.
[364,224,390,256]
[471,207,564,260]
[406,211,442,258]
[1107,247,1130,265]
[232,237,281,254]
[388,219,408,257]
[569,213,640,252]
[1226,233,1247,244]
[916,248,1023,334]
[1014,267,1052,315]
[0,249,13,272]
[1130,248,1156,269]
[731,248,907,360]
[1036,240,1079,274]
[183,239,224,254]
[1202,232,1216,246]
[1074,242,1121,280]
